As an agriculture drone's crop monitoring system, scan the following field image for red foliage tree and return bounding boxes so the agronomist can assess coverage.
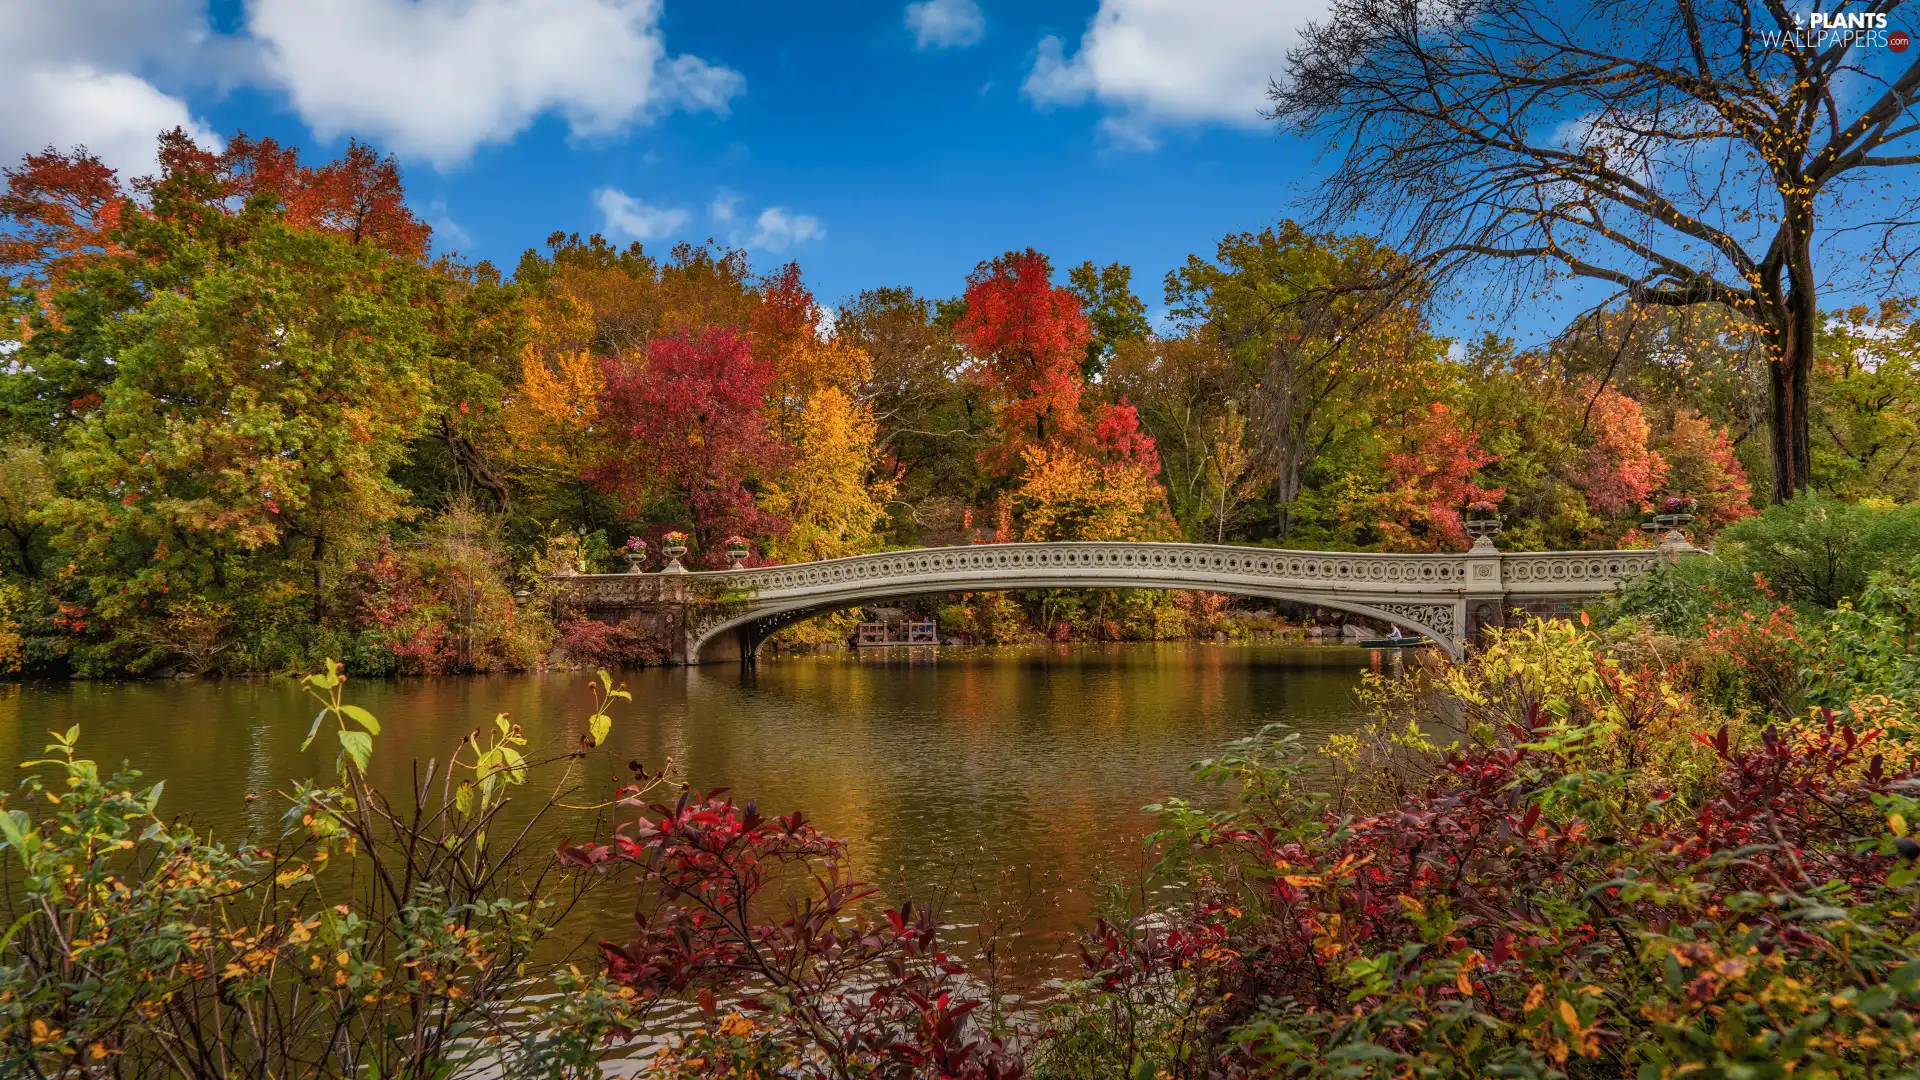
[0,149,126,294]
[588,329,785,552]
[751,261,820,348]
[954,249,1093,467]
[1091,397,1161,473]
[138,130,430,259]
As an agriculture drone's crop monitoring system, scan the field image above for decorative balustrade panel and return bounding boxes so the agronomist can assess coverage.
[706,542,1472,594]
[1500,551,1663,588]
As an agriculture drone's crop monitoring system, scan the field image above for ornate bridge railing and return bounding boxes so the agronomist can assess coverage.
[554,541,1675,663]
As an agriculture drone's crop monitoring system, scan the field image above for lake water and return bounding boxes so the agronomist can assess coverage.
[0,642,1378,998]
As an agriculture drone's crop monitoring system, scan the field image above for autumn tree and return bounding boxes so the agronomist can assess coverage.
[1449,335,1608,550]
[752,263,868,423]
[1166,221,1437,540]
[759,387,896,561]
[1009,445,1175,543]
[497,299,606,520]
[1581,387,1669,519]
[1272,0,1920,501]
[1354,402,1504,552]
[40,222,435,624]
[1663,408,1757,531]
[0,147,125,297]
[1007,394,1175,543]
[588,328,783,553]
[954,248,1093,466]
[511,233,760,357]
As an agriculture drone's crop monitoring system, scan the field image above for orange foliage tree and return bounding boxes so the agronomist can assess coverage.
[1373,402,1504,551]
[1009,445,1176,543]
[1581,387,1668,518]
[1662,408,1756,533]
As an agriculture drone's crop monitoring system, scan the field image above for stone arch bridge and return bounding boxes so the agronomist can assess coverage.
[555,541,1678,664]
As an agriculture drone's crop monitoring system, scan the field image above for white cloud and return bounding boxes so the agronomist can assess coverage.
[0,0,228,178]
[422,196,474,252]
[748,207,824,252]
[0,66,220,179]
[1023,0,1328,144]
[595,188,690,241]
[1098,114,1160,152]
[709,189,741,223]
[906,0,985,49]
[247,0,744,167]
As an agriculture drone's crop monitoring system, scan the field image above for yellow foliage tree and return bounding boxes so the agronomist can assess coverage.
[759,387,895,562]
[1010,445,1176,542]
[498,307,604,483]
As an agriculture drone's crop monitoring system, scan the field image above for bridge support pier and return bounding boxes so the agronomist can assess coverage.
[684,628,747,664]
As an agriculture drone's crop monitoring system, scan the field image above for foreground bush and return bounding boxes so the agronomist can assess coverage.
[0,663,1019,1078]
[0,665,659,1078]
[1038,621,1920,1078]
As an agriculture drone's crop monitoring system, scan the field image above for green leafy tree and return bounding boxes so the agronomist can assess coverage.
[41,222,434,630]
[1814,300,1920,502]
[1066,260,1151,380]
[0,437,52,578]
[1717,492,1920,609]
[1166,222,1438,541]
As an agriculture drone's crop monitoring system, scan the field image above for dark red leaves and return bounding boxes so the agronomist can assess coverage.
[586,328,784,551]
[561,789,1022,1077]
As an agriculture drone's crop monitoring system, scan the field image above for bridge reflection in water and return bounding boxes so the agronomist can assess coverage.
[555,540,1685,664]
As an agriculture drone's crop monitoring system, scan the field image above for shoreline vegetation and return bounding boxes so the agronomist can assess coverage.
[13,128,1916,682]
[4,505,1919,1077]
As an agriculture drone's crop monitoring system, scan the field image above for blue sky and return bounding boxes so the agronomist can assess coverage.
[5,2,1915,348]
[0,0,1355,327]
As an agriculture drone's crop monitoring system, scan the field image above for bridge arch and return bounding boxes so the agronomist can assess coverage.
[689,579,1466,662]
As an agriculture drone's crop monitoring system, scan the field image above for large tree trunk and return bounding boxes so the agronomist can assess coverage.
[1768,224,1818,503]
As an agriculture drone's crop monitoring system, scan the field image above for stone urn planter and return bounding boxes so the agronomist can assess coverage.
[548,536,582,577]
[622,537,648,574]
[724,536,750,571]
[1641,496,1697,549]
[1463,501,1503,551]
[660,532,690,574]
